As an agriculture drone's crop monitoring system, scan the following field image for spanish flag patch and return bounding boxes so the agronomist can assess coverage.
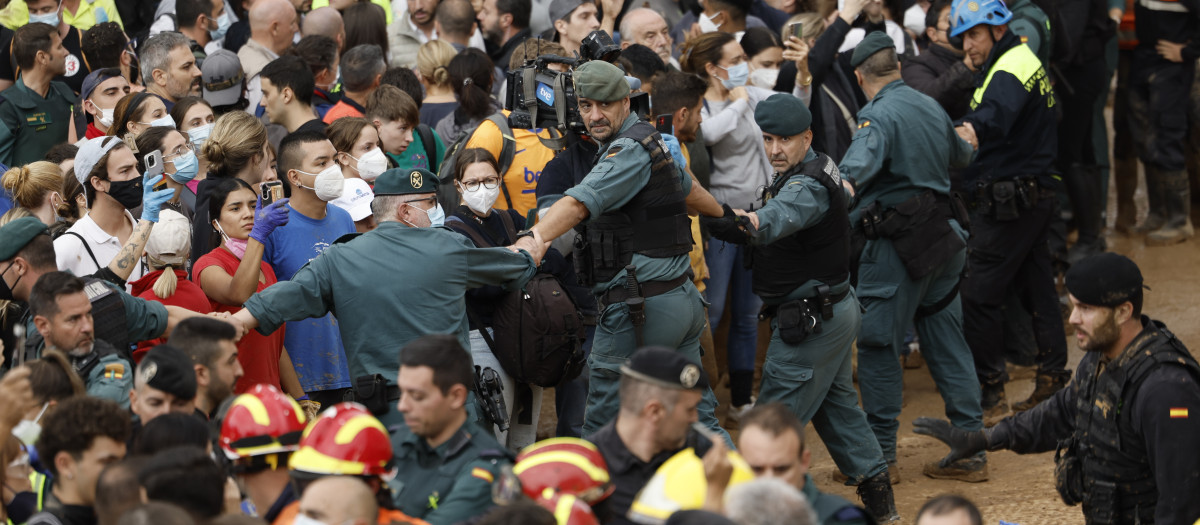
[471,467,494,483]
[1170,407,1189,419]
[104,363,125,380]
[858,121,871,129]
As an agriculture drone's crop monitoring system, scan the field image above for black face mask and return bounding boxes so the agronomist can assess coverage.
[106,177,143,210]
[0,260,21,302]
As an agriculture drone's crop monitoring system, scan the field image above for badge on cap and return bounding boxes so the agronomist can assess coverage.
[140,361,158,383]
[410,171,424,189]
[679,364,700,389]
[967,1,979,11]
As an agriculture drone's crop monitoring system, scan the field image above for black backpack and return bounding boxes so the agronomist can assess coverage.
[446,213,586,387]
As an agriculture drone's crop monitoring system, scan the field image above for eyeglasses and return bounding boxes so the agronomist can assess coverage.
[459,177,500,192]
[164,141,194,160]
[405,196,437,209]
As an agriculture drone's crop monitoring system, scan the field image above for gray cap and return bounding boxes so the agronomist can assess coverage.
[550,0,587,23]
[74,136,125,185]
[202,49,245,107]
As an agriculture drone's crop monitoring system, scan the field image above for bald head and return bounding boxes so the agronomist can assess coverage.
[250,0,299,53]
[298,477,378,525]
[620,8,672,63]
[303,6,345,50]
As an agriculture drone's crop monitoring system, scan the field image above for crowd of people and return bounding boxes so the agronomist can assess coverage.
[1,0,1200,522]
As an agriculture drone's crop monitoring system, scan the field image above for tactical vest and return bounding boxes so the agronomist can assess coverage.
[970,43,1054,111]
[750,153,851,299]
[1072,318,1200,524]
[23,277,129,361]
[581,121,692,284]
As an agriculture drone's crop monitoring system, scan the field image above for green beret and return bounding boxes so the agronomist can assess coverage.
[574,61,630,102]
[0,217,49,261]
[754,93,812,136]
[374,168,438,196]
[850,31,896,68]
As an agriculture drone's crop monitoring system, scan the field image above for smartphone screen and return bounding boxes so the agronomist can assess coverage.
[655,114,674,135]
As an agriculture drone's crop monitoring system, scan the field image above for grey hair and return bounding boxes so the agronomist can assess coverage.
[370,194,407,222]
[725,478,818,525]
[140,32,191,85]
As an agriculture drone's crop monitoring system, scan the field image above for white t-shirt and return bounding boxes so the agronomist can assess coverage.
[54,211,148,290]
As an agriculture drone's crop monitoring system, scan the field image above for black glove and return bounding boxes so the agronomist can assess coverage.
[700,204,756,245]
[912,417,990,466]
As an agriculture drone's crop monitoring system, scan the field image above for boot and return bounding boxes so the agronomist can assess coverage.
[981,381,1009,428]
[833,461,900,485]
[1065,164,1107,265]
[856,472,900,523]
[1137,166,1168,233]
[1147,169,1195,245]
[923,452,990,483]
[1013,371,1071,412]
[1113,157,1140,234]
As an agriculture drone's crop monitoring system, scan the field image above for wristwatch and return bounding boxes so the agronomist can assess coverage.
[515,229,537,241]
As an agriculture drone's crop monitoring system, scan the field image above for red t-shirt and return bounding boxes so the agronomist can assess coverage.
[194,247,285,393]
[130,269,213,362]
[85,123,106,139]
[322,99,364,124]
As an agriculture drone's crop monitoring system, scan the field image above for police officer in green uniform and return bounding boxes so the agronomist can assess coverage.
[0,23,75,167]
[232,168,539,429]
[388,334,510,525]
[0,217,182,366]
[700,93,898,523]
[837,32,986,482]
[512,60,730,441]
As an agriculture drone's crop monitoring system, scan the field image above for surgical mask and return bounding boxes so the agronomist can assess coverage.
[12,404,48,446]
[460,183,500,215]
[140,115,176,129]
[188,123,213,150]
[405,202,445,227]
[749,67,780,89]
[106,178,144,209]
[214,221,248,259]
[349,148,387,181]
[698,11,723,33]
[296,164,345,201]
[29,10,59,25]
[93,105,115,128]
[720,62,749,90]
[210,11,231,41]
[0,260,21,302]
[168,150,199,183]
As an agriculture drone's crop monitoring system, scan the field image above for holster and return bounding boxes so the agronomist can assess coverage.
[973,178,1040,222]
[572,231,594,287]
[767,299,821,345]
[350,374,390,417]
[1053,437,1085,507]
[866,191,966,280]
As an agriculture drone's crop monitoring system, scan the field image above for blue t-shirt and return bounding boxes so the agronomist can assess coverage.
[262,203,356,392]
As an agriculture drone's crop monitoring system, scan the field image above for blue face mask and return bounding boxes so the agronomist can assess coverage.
[29,10,58,25]
[168,150,199,183]
[210,11,231,41]
[720,62,749,90]
[406,202,445,227]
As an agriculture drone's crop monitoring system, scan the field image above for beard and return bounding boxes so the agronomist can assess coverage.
[1078,311,1121,353]
[207,375,237,410]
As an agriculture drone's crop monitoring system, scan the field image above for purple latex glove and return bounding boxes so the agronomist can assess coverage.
[249,196,290,244]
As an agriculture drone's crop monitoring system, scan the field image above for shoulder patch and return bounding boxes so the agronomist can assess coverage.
[103,363,125,380]
[470,467,494,483]
[858,120,871,129]
[605,146,624,158]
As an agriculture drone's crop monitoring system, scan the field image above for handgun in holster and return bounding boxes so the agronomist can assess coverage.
[625,264,647,347]
[475,365,510,432]
[860,201,884,240]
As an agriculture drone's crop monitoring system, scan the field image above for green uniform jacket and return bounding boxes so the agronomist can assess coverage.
[801,474,870,525]
[839,79,974,224]
[23,280,169,359]
[0,77,74,167]
[243,223,537,380]
[387,419,511,525]
[563,114,693,295]
[79,340,133,409]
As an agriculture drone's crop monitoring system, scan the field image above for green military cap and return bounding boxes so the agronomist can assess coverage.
[754,93,812,136]
[850,31,896,68]
[374,168,438,196]
[574,60,631,102]
[621,346,708,391]
[0,217,49,261]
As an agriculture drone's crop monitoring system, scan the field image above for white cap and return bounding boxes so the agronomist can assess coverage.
[145,209,192,266]
[331,178,375,222]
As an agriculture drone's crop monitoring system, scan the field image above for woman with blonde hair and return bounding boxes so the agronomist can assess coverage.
[416,39,459,126]
[130,209,212,360]
[1,162,62,225]
[192,111,272,268]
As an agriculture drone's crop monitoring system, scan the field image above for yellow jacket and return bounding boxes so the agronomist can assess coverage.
[0,0,123,30]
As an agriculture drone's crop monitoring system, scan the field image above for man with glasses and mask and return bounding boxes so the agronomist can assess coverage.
[230,167,539,428]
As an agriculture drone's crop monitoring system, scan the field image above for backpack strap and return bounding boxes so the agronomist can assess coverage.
[445,215,494,248]
[62,231,102,271]
[416,123,439,172]
[495,210,519,241]
[485,114,518,209]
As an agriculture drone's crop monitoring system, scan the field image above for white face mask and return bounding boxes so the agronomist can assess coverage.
[12,403,49,446]
[296,164,345,201]
[459,182,500,215]
[188,122,214,149]
[140,115,177,129]
[91,101,116,128]
[698,10,723,33]
[749,67,780,89]
[350,148,388,181]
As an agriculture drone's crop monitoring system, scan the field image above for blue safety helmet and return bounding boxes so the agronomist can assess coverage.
[948,0,1014,37]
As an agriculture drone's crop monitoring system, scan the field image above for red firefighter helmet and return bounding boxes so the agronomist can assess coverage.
[289,402,394,477]
[219,384,307,460]
[514,438,614,504]
[535,490,600,525]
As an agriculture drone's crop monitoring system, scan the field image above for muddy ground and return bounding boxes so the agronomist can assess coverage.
[536,142,1198,525]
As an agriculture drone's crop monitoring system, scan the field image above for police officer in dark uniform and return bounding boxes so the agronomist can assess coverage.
[915,253,1200,524]
[510,60,730,441]
[838,32,985,482]
[700,93,898,523]
[948,0,1069,422]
